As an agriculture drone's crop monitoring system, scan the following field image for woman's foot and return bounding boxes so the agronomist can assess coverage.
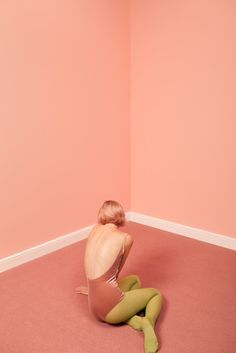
[141,317,159,353]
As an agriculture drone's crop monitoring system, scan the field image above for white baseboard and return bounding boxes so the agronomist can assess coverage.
[128,212,236,251]
[1,212,235,273]
[0,225,94,273]
[0,213,131,273]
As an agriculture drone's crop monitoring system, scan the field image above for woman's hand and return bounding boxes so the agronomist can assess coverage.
[75,286,88,295]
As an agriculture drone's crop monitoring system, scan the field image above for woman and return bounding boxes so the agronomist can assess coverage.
[76,200,163,353]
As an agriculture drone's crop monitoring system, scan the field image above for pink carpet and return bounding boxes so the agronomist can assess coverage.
[0,222,236,353]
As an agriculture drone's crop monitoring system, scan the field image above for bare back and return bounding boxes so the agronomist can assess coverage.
[84,223,128,280]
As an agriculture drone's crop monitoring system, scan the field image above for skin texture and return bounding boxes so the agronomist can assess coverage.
[75,223,132,293]
[84,223,133,280]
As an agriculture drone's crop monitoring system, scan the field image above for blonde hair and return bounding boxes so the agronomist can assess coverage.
[97,200,126,227]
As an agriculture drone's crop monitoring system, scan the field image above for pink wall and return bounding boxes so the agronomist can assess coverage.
[131,0,236,237]
[1,0,235,259]
[0,0,130,258]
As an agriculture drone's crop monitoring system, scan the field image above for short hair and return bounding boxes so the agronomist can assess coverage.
[97,200,126,227]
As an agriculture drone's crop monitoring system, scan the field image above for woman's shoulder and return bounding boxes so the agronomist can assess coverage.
[117,229,132,239]
[114,229,133,249]
[88,224,133,245]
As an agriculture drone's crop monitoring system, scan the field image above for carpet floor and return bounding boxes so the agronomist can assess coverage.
[0,222,236,353]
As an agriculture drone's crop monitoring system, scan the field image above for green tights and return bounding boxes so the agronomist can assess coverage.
[105,275,163,353]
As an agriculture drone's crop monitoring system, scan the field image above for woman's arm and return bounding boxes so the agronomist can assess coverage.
[117,234,133,275]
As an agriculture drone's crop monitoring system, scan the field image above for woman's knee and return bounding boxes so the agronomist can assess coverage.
[131,275,141,289]
[124,274,141,283]
[154,289,163,306]
[118,274,141,291]
[148,288,163,301]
